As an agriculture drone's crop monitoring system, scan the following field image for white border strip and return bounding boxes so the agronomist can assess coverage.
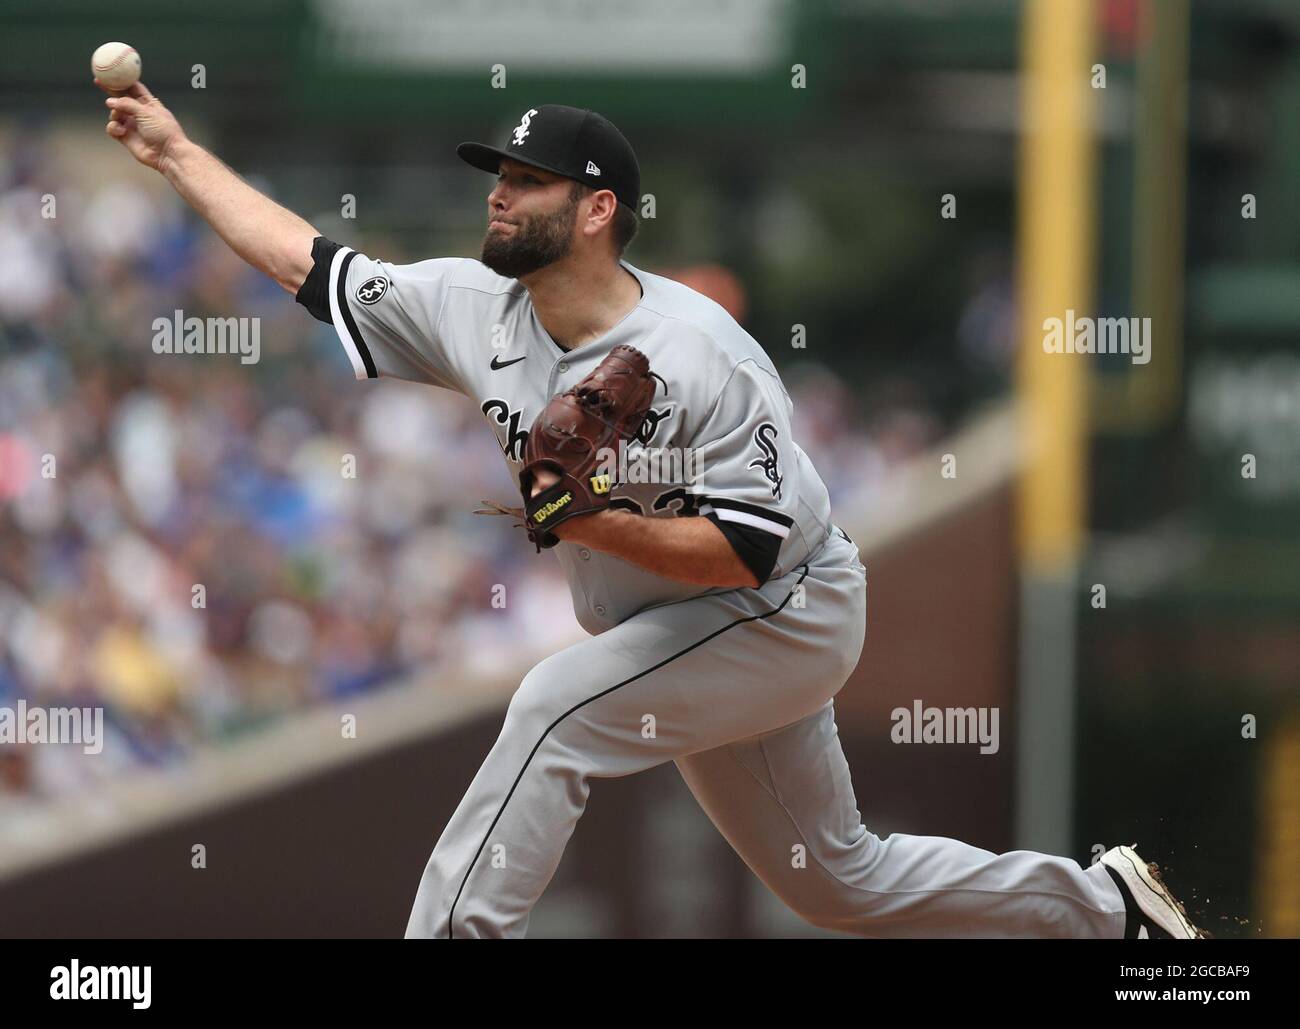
[703,505,791,538]
[327,245,370,380]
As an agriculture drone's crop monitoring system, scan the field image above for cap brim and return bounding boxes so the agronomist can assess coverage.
[456,142,576,182]
[456,142,511,174]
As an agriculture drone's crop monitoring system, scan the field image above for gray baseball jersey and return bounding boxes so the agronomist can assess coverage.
[295,239,1130,939]
[296,238,834,634]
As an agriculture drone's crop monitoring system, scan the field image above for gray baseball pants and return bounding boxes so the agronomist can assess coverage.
[404,530,1126,938]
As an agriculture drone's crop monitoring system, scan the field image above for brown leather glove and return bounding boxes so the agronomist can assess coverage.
[517,344,662,551]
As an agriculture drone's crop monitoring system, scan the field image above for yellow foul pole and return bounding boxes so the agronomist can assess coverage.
[1014,0,1097,853]
[1017,0,1094,569]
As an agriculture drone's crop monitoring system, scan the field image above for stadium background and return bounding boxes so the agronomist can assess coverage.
[0,0,1295,937]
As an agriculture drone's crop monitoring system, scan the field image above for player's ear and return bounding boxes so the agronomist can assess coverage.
[582,189,618,238]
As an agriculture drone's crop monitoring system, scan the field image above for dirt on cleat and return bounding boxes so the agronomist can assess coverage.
[1147,861,1213,939]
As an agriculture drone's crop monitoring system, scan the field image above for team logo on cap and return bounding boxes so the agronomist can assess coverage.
[512,109,539,146]
[356,276,389,305]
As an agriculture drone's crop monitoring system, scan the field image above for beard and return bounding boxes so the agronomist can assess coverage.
[480,189,580,279]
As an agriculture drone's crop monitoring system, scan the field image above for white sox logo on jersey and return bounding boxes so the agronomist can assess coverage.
[482,398,529,462]
[511,109,539,146]
[481,398,672,466]
[748,422,783,500]
[635,405,674,446]
[356,276,389,305]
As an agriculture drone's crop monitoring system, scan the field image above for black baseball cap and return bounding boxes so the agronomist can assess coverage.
[457,105,641,212]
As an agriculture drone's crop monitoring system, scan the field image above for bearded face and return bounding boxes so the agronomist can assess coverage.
[480,183,582,279]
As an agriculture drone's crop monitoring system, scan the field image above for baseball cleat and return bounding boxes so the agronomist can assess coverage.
[1100,844,1210,939]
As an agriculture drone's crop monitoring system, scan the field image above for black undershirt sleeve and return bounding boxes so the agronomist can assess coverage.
[704,512,783,586]
[294,236,344,325]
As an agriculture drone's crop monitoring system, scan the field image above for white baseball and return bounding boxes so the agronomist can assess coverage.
[91,42,142,92]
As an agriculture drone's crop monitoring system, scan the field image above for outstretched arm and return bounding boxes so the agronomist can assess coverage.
[101,80,318,294]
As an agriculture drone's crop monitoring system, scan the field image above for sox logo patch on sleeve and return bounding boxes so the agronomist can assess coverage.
[748,422,784,500]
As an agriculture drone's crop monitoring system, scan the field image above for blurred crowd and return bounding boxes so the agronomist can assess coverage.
[0,133,946,800]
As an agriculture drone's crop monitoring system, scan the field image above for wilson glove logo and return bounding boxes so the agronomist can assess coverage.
[533,492,573,523]
[589,473,612,495]
[355,276,389,305]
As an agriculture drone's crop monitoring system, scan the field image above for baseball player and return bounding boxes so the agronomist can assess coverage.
[102,83,1205,939]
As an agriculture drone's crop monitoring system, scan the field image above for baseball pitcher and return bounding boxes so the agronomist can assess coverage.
[100,81,1205,939]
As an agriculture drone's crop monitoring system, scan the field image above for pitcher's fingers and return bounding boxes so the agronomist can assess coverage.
[126,81,156,102]
[104,96,145,118]
[105,119,127,138]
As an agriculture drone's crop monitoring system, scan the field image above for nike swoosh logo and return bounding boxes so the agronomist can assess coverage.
[490,355,527,371]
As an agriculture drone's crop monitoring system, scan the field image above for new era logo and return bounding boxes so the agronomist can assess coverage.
[586,160,601,176]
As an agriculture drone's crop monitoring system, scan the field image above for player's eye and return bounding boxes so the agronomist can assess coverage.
[497,172,540,185]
